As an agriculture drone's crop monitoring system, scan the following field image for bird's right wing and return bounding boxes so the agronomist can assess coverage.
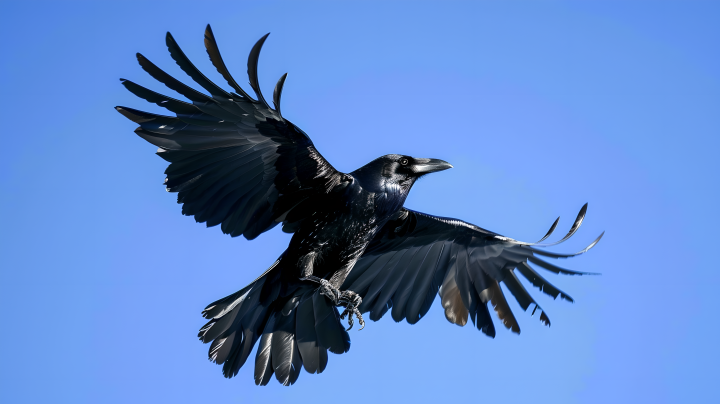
[342,206,603,337]
[116,25,344,240]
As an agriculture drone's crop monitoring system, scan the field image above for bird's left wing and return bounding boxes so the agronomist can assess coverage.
[116,26,344,240]
[342,206,603,336]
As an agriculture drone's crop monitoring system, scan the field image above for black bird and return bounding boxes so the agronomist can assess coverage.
[116,25,603,386]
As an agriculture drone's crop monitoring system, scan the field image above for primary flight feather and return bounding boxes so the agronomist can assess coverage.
[116,25,603,386]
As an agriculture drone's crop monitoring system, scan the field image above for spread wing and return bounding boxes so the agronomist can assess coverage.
[116,25,344,239]
[342,205,603,337]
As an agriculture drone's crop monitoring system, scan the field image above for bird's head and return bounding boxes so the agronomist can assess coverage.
[351,154,453,194]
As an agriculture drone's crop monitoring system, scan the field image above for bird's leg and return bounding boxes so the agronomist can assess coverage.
[299,252,341,304]
[330,263,365,331]
[300,276,364,330]
[299,253,364,330]
[300,275,341,302]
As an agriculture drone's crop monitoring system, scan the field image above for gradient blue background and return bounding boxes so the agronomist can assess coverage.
[1,1,718,403]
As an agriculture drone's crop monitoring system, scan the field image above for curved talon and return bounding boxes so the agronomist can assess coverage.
[339,307,364,331]
[340,308,354,331]
[355,309,366,330]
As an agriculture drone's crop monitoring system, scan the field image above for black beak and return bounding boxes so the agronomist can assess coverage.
[411,158,453,175]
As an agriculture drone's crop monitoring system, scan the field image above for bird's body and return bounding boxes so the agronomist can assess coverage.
[284,172,392,286]
[117,25,603,386]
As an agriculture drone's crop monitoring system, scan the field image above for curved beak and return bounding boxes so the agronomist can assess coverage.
[411,158,453,175]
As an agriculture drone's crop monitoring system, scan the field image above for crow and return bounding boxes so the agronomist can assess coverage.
[116,25,603,386]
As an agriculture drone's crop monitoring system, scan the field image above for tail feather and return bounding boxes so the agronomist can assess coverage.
[200,261,351,385]
[198,274,266,343]
[271,309,302,385]
[201,283,253,320]
[318,345,329,373]
[222,306,265,378]
[296,292,321,373]
[254,315,275,385]
[209,333,235,364]
[312,291,351,355]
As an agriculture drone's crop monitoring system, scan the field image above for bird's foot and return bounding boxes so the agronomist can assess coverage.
[317,278,341,303]
[338,290,365,331]
[300,276,364,331]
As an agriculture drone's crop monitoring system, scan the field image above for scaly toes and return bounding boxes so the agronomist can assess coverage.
[337,291,364,331]
[319,280,341,304]
[339,306,357,331]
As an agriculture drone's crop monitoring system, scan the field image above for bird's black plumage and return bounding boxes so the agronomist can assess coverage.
[117,25,603,385]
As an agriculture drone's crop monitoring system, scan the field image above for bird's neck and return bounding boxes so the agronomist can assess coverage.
[372,181,410,219]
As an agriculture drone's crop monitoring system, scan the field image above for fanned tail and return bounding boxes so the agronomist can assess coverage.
[198,258,350,385]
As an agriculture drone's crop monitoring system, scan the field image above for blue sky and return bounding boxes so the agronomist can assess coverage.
[1,1,718,403]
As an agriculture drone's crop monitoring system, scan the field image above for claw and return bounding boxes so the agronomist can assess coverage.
[356,310,366,330]
[340,308,353,330]
[340,306,364,331]
[338,290,364,331]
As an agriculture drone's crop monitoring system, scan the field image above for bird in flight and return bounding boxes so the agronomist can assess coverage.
[116,25,603,386]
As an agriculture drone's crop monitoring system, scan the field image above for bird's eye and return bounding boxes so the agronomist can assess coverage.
[400,158,409,166]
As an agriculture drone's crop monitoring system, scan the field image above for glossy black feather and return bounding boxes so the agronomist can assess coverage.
[273,73,288,115]
[454,240,477,314]
[365,248,416,320]
[295,294,321,374]
[475,302,496,337]
[165,32,233,99]
[254,314,275,386]
[136,53,214,103]
[346,253,394,297]
[537,217,560,243]
[405,242,446,323]
[247,33,271,109]
[312,292,350,355]
[209,332,235,365]
[412,242,453,323]
[120,79,200,115]
[390,243,434,322]
[203,24,255,100]
[373,246,420,321]
[355,250,403,313]
[115,106,177,126]
[271,307,302,385]
[318,347,328,374]
[515,262,574,302]
[504,269,551,326]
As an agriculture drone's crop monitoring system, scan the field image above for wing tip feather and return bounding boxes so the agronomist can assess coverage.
[247,33,272,107]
